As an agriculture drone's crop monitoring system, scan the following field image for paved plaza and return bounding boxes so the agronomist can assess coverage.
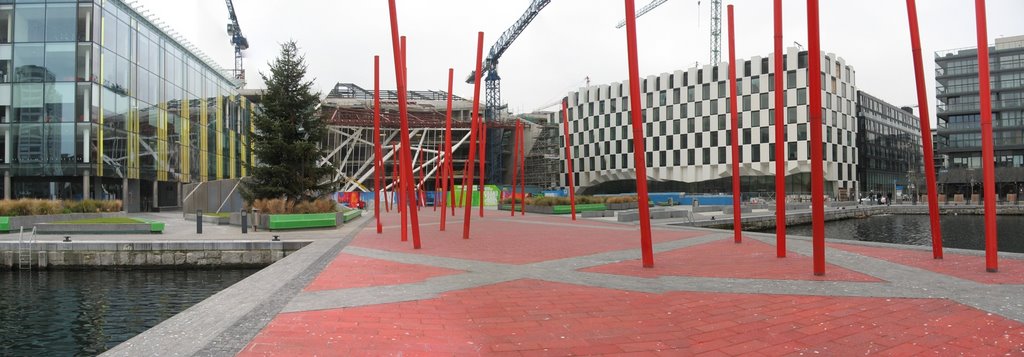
[107,208,1024,356]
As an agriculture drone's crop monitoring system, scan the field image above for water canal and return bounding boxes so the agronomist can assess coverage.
[0,269,258,356]
[771,214,1024,253]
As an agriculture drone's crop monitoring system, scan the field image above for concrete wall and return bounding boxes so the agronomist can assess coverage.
[183,179,244,215]
[0,241,308,270]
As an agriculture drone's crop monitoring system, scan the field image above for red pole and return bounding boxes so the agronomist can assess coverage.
[463,32,484,240]
[444,70,456,219]
[393,144,406,241]
[435,143,440,212]
[561,101,577,220]
[727,5,742,244]
[905,0,943,259]
[623,0,655,268]
[773,0,786,257]
[479,121,487,217]
[519,122,526,216]
[374,55,382,234]
[417,146,424,209]
[511,121,519,216]
[807,0,825,275]
[974,0,998,272]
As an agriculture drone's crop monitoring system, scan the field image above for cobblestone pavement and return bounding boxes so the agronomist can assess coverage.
[121,208,1024,356]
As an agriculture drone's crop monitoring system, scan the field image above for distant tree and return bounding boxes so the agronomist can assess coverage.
[243,41,336,202]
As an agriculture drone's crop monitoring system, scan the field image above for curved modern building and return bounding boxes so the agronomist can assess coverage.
[562,48,859,200]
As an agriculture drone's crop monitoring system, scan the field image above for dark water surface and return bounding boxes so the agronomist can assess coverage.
[0,269,258,356]
[774,214,1024,253]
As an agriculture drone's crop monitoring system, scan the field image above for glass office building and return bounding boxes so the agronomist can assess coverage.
[855,90,923,200]
[0,0,254,211]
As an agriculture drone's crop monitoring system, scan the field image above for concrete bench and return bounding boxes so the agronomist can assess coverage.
[693,206,725,213]
[723,207,752,214]
[36,223,158,235]
[268,213,338,230]
[616,211,640,222]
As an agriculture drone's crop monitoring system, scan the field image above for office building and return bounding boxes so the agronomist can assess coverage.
[934,35,1024,199]
[855,91,923,200]
[561,48,859,200]
[0,0,255,212]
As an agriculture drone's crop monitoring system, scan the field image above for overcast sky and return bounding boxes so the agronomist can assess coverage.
[138,0,1023,122]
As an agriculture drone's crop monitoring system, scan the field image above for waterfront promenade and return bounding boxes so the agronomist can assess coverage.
[105,209,1024,356]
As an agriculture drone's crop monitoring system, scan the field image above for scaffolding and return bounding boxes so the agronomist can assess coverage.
[523,121,563,190]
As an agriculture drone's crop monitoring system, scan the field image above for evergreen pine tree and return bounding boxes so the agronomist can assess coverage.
[244,41,336,202]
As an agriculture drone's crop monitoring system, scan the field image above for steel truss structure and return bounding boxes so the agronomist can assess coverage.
[323,125,473,193]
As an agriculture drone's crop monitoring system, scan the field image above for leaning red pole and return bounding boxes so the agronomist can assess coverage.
[374,55,383,234]
[519,122,526,216]
[773,0,786,257]
[727,5,742,244]
[462,32,484,240]
[511,121,519,216]
[561,101,577,220]
[905,0,943,259]
[385,3,422,249]
[441,68,454,231]
[479,122,487,217]
[394,144,406,242]
[623,0,655,268]
[974,0,998,272]
[807,0,826,275]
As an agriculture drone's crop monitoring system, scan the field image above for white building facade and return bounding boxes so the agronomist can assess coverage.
[562,48,859,199]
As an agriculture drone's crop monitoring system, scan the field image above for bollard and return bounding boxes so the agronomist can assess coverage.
[197,209,203,234]
[63,236,71,242]
[241,209,248,234]
[272,235,280,242]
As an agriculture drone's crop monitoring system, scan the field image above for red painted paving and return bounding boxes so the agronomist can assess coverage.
[236,210,1024,356]
[359,210,708,264]
[305,253,464,291]
[242,279,1024,356]
[583,238,883,282]
[830,242,1024,285]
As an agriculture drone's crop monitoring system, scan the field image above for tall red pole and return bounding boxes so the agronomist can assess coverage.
[511,121,519,216]
[519,122,526,216]
[561,101,577,220]
[905,0,943,259]
[418,147,425,209]
[374,56,383,234]
[807,0,825,275]
[444,70,456,219]
[463,32,484,240]
[394,144,406,242]
[623,0,654,268]
[479,122,487,217]
[727,5,742,244]
[773,0,786,257]
[438,142,442,211]
[974,0,998,272]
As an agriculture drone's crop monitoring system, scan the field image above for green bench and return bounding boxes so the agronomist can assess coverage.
[551,204,607,214]
[0,216,8,233]
[134,218,165,233]
[268,213,338,230]
[342,210,362,222]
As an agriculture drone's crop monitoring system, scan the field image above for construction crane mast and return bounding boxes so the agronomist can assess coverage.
[225,0,249,85]
[615,0,669,29]
[466,0,551,121]
[708,0,721,63]
[615,0,720,65]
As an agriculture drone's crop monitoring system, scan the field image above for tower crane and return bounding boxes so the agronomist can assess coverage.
[466,0,551,122]
[225,0,249,85]
[615,0,722,65]
[615,0,669,29]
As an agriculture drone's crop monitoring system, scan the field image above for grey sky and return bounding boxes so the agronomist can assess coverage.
[138,0,1022,122]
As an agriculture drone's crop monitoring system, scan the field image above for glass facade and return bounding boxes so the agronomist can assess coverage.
[855,91,923,199]
[0,0,253,202]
